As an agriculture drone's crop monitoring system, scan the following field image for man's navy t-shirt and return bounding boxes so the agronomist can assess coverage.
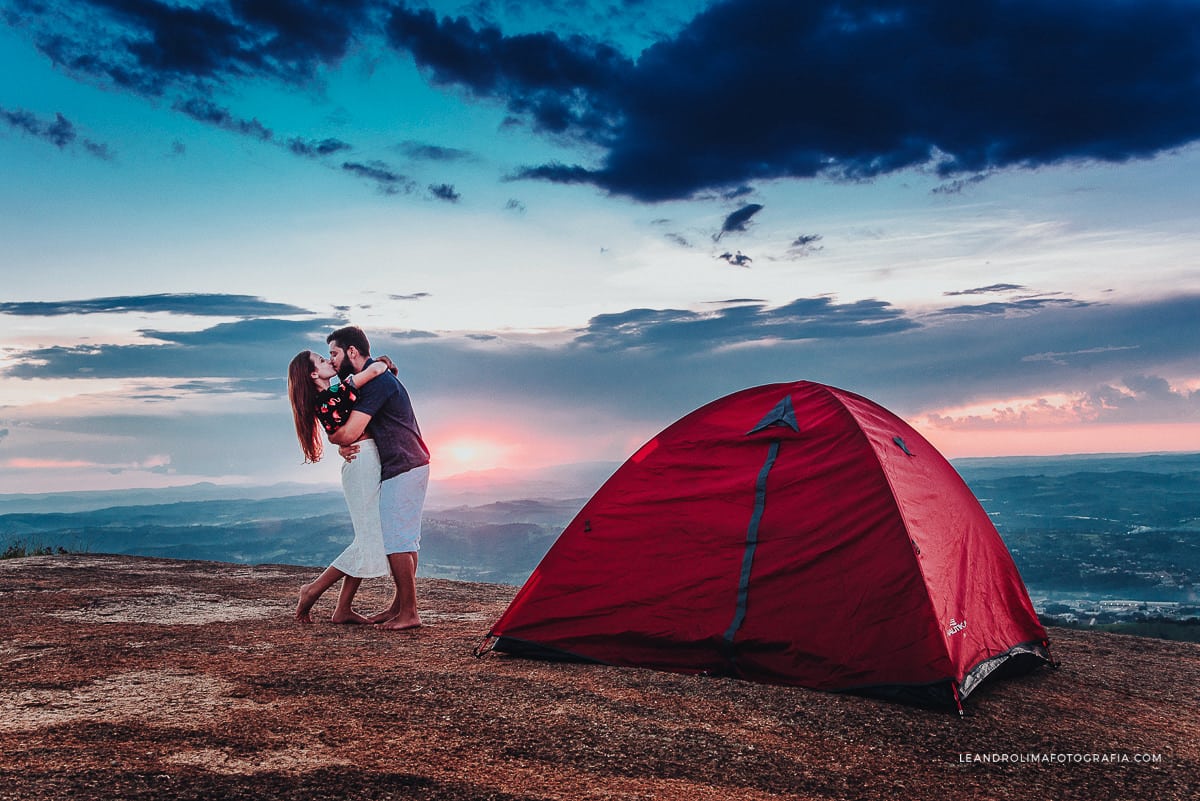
[351,360,430,481]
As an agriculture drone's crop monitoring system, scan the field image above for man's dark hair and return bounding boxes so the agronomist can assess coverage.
[327,325,371,356]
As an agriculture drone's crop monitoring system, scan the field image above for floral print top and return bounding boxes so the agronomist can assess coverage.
[315,380,357,435]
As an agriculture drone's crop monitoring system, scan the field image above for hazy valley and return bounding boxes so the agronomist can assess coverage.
[3,453,1198,625]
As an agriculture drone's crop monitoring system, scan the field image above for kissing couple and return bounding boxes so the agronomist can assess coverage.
[286,325,431,630]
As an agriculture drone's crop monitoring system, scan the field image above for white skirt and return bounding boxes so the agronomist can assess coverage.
[331,439,390,578]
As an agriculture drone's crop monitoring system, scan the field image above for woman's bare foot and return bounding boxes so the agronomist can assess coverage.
[376,612,423,631]
[330,610,372,624]
[295,582,319,624]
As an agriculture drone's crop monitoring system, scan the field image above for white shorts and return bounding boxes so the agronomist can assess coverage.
[380,464,429,554]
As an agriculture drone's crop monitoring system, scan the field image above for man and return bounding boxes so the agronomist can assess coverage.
[326,325,431,631]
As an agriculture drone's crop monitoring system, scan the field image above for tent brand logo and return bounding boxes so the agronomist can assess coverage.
[946,618,967,636]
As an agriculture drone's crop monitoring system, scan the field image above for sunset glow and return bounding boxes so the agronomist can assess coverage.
[434,437,513,476]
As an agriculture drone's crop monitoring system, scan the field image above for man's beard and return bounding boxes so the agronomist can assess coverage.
[337,360,355,380]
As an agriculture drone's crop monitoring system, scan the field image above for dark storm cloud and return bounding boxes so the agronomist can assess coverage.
[383,0,1200,201]
[0,293,311,318]
[384,3,629,136]
[14,2,1200,201]
[574,297,917,351]
[1,105,114,159]
[13,0,379,94]
[7,1,377,178]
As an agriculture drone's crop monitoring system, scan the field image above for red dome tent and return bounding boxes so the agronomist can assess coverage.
[478,382,1052,710]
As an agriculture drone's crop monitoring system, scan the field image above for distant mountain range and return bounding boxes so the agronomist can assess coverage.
[2,453,1198,600]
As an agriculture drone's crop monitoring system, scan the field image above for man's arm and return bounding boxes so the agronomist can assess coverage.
[348,360,388,388]
[328,410,372,446]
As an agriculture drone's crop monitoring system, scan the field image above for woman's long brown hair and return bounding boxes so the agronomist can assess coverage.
[287,351,323,463]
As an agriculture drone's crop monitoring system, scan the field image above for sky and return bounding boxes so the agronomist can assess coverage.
[1,0,1199,495]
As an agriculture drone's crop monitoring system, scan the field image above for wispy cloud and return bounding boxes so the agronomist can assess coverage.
[1,455,171,472]
[174,97,272,140]
[341,161,416,194]
[574,297,917,352]
[0,293,314,318]
[786,234,823,258]
[717,251,753,267]
[398,140,474,162]
[1,105,114,159]
[3,294,1198,492]
[1,318,342,379]
[428,182,461,202]
[945,284,1028,296]
[1021,346,1141,367]
[288,136,353,158]
[0,293,312,318]
[715,204,764,240]
[925,375,1200,429]
[932,298,1094,318]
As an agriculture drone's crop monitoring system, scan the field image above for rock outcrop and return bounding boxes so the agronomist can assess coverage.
[1,554,1195,800]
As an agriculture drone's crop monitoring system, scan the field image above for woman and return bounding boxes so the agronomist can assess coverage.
[287,350,390,624]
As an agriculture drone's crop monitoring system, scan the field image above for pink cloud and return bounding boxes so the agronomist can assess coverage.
[2,458,99,469]
[920,422,1200,459]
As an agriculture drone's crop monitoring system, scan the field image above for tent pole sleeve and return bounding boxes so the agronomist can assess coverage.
[723,440,780,645]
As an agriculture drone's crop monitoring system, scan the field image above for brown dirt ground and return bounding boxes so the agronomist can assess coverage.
[1,554,1196,800]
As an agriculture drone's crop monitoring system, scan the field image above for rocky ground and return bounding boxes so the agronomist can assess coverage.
[1,554,1196,800]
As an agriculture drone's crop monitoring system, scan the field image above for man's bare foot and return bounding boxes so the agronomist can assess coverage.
[365,609,399,624]
[376,613,423,631]
[330,610,372,624]
[295,582,319,624]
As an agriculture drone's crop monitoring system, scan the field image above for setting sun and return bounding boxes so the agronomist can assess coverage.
[437,436,510,475]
